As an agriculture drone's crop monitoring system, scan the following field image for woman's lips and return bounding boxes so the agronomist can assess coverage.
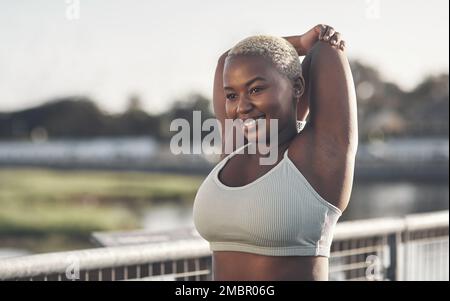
[242,115,265,130]
[243,119,257,127]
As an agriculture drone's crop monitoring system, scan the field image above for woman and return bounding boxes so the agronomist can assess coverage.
[193,25,358,281]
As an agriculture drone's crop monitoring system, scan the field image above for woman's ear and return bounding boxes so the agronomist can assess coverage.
[293,76,305,102]
[294,76,309,121]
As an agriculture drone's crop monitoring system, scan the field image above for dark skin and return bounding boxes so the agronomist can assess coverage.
[211,25,358,281]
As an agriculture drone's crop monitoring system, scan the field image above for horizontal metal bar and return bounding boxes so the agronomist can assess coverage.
[0,239,211,280]
[404,211,449,231]
[334,210,448,240]
[348,276,373,281]
[329,262,372,273]
[406,237,449,244]
[128,269,211,281]
[331,246,383,257]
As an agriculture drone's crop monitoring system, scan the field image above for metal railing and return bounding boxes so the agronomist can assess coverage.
[0,211,448,281]
[329,211,449,280]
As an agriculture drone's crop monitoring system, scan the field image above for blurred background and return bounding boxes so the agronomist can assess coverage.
[0,0,448,266]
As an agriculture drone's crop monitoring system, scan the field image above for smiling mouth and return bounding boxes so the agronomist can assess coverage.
[242,115,266,129]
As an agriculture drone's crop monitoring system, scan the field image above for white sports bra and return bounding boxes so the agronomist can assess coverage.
[193,142,342,257]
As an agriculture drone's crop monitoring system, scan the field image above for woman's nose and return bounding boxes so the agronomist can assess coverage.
[237,95,253,115]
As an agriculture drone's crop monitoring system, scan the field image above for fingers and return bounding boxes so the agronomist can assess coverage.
[318,24,346,51]
[322,26,335,42]
[330,32,341,46]
[318,24,327,40]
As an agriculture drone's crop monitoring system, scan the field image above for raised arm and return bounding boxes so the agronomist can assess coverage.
[302,28,358,155]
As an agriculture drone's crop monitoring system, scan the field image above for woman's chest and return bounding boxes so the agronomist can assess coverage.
[218,154,284,187]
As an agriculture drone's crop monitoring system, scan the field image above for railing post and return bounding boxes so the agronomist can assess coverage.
[386,232,401,281]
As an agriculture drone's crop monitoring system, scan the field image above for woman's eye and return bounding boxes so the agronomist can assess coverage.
[250,87,264,94]
[226,93,236,100]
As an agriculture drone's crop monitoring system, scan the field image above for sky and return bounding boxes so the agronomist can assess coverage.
[0,0,448,114]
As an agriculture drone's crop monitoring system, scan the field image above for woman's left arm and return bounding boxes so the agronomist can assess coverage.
[303,27,358,156]
[284,25,347,124]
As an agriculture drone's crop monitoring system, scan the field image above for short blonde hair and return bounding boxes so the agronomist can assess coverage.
[227,35,302,84]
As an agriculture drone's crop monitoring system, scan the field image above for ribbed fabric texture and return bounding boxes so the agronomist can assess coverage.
[193,143,342,257]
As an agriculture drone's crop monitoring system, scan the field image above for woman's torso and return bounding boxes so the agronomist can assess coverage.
[199,128,354,280]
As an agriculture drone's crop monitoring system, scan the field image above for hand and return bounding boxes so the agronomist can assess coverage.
[317,24,346,51]
[297,24,345,55]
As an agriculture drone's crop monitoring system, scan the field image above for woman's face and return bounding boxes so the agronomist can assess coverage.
[223,54,297,143]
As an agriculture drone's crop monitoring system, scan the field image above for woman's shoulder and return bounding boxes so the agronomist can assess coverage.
[287,127,354,213]
[290,125,352,162]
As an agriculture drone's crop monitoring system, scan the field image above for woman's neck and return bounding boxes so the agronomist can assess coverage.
[277,125,298,150]
[245,123,298,156]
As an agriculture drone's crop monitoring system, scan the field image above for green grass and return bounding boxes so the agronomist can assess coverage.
[0,168,203,248]
[0,168,203,205]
